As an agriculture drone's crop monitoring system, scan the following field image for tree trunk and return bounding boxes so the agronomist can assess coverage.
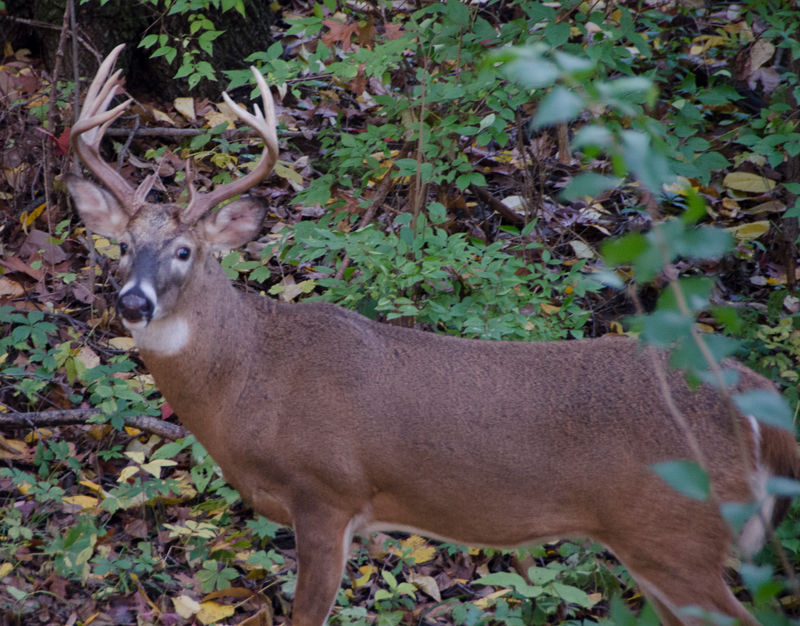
[3,0,274,99]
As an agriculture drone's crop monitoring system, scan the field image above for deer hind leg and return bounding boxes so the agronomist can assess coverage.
[290,506,355,626]
[608,535,758,626]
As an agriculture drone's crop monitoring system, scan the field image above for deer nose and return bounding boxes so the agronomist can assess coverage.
[117,289,154,324]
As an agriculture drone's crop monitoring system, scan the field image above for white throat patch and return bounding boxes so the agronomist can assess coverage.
[127,316,191,356]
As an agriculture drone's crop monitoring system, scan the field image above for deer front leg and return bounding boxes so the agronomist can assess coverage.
[290,506,355,626]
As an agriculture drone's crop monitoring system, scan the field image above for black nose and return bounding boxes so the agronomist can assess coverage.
[117,289,154,323]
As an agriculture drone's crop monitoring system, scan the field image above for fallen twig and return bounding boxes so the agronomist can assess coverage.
[0,408,187,440]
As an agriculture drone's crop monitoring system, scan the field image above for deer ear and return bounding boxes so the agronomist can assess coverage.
[201,198,266,251]
[65,174,129,239]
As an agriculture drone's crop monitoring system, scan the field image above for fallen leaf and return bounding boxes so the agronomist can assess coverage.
[743,199,785,215]
[19,202,45,228]
[401,535,436,564]
[473,588,512,609]
[109,337,137,351]
[540,302,561,315]
[569,240,595,259]
[727,220,770,240]
[354,564,376,587]
[322,19,359,51]
[0,436,27,459]
[0,276,24,297]
[174,97,195,121]
[173,594,201,619]
[723,172,776,194]
[151,107,175,125]
[407,571,441,601]
[62,495,99,510]
[92,235,121,260]
[203,110,232,130]
[77,345,100,369]
[197,600,235,624]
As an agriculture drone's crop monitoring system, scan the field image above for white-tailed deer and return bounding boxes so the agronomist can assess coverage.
[66,45,797,626]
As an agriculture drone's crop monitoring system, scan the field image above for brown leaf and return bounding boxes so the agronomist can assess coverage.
[0,276,24,298]
[322,19,359,51]
[0,255,44,281]
[20,229,68,264]
[384,22,405,41]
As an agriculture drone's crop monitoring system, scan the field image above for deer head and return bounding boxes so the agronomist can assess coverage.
[65,44,276,333]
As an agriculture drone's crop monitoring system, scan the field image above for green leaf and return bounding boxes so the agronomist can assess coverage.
[445,0,470,26]
[766,476,800,497]
[621,130,673,193]
[673,225,732,260]
[532,86,584,128]
[655,277,712,314]
[601,232,647,265]
[720,501,761,533]
[651,460,710,501]
[561,172,622,200]
[474,572,543,598]
[544,22,570,47]
[506,57,559,89]
[637,310,693,347]
[733,390,794,431]
[551,582,596,608]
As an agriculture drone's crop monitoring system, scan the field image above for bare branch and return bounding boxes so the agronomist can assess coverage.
[0,408,187,440]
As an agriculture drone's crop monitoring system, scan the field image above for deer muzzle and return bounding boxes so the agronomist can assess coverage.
[117,287,154,324]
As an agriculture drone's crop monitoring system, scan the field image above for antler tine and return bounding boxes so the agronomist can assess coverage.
[71,44,138,212]
[181,67,278,224]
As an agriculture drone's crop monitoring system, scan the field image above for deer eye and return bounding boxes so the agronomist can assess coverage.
[119,242,129,255]
[176,247,191,261]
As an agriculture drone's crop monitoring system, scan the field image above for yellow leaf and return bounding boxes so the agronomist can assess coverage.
[174,97,195,121]
[539,302,561,315]
[141,458,177,478]
[723,172,776,194]
[728,220,770,240]
[197,600,235,624]
[20,202,45,228]
[151,107,175,124]
[401,535,436,564]
[274,160,304,185]
[689,34,725,55]
[0,437,27,459]
[63,495,99,510]
[109,337,137,351]
[205,110,234,129]
[0,562,14,577]
[354,564,376,587]
[158,470,197,504]
[125,450,146,464]
[407,571,441,601]
[79,479,104,494]
[172,594,201,619]
[93,235,121,260]
[118,465,140,483]
[77,345,100,369]
[721,197,739,211]
[124,426,143,437]
[473,588,511,609]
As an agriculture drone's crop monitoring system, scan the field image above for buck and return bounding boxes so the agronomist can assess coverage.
[66,45,797,626]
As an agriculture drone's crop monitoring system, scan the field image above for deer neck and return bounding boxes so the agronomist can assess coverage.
[130,256,257,438]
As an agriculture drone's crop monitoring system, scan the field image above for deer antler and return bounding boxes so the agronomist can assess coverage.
[70,44,148,213]
[182,67,279,224]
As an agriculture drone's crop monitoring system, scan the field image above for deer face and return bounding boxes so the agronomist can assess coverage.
[66,175,265,330]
